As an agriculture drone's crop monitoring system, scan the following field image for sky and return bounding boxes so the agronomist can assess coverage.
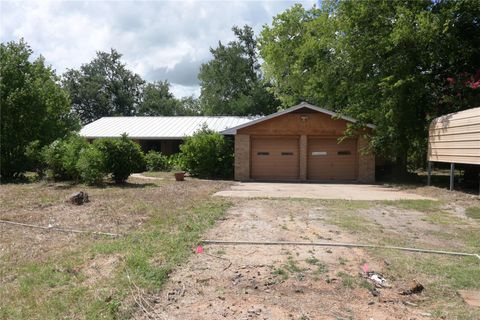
[1,0,317,98]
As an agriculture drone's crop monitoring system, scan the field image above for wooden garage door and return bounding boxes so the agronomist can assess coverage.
[251,137,299,180]
[308,137,357,180]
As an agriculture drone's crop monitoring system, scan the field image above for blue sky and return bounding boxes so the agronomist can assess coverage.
[1,1,316,97]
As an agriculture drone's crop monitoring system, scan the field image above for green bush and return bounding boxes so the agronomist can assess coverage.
[25,140,45,177]
[145,151,171,171]
[42,135,88,181]
[76,145,106,185]
[94,135,145,184]
[179,128,233,179]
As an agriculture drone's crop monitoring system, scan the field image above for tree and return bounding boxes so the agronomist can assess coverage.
[259,1,480,174]
[198,25,280,116]
[178,96,203,115]
[138,80,180,116]
[0,39,79,179]
[63,49,144,124]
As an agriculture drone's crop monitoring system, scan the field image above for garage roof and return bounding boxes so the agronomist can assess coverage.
[80,116,255,140]
[221,102,375,134]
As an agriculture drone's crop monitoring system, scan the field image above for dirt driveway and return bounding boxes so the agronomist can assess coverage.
[214,182,434,200]
[141,186,480,320]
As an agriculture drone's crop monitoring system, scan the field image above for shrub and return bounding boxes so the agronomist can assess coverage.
[76,145,106,185]
[145,150,171,171]
[25,140,45,177]
[94,134,145,184]
[42,135,88,181]
[179,128,233,179]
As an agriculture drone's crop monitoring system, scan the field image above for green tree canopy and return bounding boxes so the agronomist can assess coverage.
[63,49,144,124]
[259,1,480,173]
[0,39,79,179]
[199,25,280,116]
[138,80,179,116]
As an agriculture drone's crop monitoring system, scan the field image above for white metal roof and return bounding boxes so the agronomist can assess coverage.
[221,101,376,134]
[80,116,255,140]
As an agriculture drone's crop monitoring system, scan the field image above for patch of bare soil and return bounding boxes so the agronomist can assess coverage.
[140,200,433,320]
[82,254,123,286]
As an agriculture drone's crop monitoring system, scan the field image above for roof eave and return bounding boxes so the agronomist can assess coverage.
[220,102,376,134]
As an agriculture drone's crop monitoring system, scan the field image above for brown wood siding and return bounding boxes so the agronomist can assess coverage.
[428,108,480,165]
[238,113,351,136]
[307,137,358,180]
[251,136,299,180]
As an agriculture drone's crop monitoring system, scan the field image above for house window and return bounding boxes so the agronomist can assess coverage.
[337,151,351,155]
[257,152,269,156]
[281,152,293,156]
[312,151,327,156]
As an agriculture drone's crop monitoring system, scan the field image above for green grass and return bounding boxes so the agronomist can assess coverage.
[369,249,480,319]
[0,198,231,319]
[336,271,356,289]
[325,213,374,233]
[466,206,480,220]
[421,211,468,226]
[284,257,305,273]
[305,256,319,265]
[272,267,289,280]
[383,199,441,212]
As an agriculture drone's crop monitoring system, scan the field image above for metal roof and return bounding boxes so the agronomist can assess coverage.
[221,102,376,134]
[80,116,256,140]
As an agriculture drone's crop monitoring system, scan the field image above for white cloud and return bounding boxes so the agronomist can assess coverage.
[1,0,316,97]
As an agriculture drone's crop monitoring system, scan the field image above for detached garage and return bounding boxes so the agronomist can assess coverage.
[223,102,375,183]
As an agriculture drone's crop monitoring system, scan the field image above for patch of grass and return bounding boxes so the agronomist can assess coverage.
[359,279,373,291]
[422,211,467,226]
[369,249,480,319]
[140,171,174,179]
[0,182,231,319]
[326,213,374,233]
[305,256,319,265]
[272,267,289,280]
[337,271,356,289]
[466,206,480,220]
[215,249,226,256]
[285,257,305,273]
[313,263,328,275]
[384,199,440,212]
[338,257,348,265]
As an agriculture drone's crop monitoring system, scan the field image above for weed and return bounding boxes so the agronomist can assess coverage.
[272,268,289,280]
[337,271,356,289]
[305,257,319,265]
[215,249,226,255]
[314,263,328,275]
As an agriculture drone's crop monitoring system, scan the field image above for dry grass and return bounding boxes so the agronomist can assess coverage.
[0,175,232,319]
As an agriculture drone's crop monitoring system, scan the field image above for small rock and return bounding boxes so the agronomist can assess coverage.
[419,312,432,317]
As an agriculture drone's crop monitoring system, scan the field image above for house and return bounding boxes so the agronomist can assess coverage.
[80,102,376,182]
[222,102,375,183]
[80,116,254,154]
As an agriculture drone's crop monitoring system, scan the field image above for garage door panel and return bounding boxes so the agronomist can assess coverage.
[308,138,357,180]
[251,137,299,180]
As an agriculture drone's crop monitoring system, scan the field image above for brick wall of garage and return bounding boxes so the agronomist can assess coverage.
[234,109,375,183]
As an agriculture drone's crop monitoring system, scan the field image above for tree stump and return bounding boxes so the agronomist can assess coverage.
[68,191,89,205]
